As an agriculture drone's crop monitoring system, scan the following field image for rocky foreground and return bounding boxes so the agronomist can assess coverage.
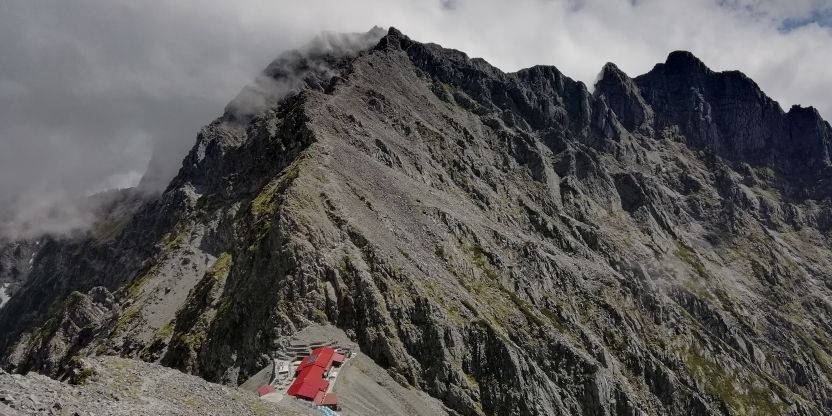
[0,356,313,415]
[1,27,831,415]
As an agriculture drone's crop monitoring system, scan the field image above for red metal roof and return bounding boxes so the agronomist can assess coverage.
[296,381,326,400]
[287,381,301,397]
[297,346,336,373]
[287,366,329,399]
[321,393,338,406]
[287,346,339,401]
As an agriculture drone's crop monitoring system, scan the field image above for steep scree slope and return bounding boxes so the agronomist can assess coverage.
[1,28,832,415]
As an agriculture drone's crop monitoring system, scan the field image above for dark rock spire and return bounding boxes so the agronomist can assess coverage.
[594,62,654,132]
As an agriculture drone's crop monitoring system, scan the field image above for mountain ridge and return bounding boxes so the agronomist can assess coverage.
[1,27,831,415]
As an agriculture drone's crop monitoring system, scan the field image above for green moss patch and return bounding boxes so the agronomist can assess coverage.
[683,347,786,415]
[459,242,546,328]
[250,162,301,220]
[161,224,190,251]
[675,242,709,279]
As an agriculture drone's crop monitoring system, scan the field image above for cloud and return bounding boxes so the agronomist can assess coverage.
[1,0,831,239]
[0,187,123,239]
[781,7,832,30]
[225,27,387,119]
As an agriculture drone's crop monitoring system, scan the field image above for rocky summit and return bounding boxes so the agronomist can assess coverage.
[1,27,832,415]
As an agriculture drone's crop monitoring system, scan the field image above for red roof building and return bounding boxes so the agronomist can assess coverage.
[320,392,338,409]
[287,347,341,401]
[312,391,339,408]
[296,346,336,374]
[288,366,329,399]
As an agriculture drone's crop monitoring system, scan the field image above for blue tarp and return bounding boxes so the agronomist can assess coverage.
[317,406,339,416]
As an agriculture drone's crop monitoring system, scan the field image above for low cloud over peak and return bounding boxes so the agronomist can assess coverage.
[2,0,831,239]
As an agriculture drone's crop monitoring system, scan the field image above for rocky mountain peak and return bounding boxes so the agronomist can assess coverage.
[663,50,710,76]
[374,26,412,51]
[597,61,627,81]
[1,27,832,416]
[785,104,832,167]
[594,62,653,132]
[630,49,832,180]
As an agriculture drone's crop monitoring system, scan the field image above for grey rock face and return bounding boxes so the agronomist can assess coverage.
[0,240,40,307]
[1,27,832,416]
[595,63,654,133]
[633,51,832,176]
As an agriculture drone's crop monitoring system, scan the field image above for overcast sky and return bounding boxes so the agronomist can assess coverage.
[1,0,831,237]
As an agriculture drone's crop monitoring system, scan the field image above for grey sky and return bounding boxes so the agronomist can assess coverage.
[1,0,831,238]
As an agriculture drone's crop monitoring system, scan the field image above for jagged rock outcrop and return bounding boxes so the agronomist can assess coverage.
[595,63,654,133]
[0,239,39,309]
[633,51,832,176]
[1,27,831,415]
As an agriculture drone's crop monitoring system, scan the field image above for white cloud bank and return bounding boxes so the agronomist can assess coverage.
[0,0,830,238]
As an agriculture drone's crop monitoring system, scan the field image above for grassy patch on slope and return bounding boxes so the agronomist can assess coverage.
[683,347,786,415]
[675,242,709,279]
